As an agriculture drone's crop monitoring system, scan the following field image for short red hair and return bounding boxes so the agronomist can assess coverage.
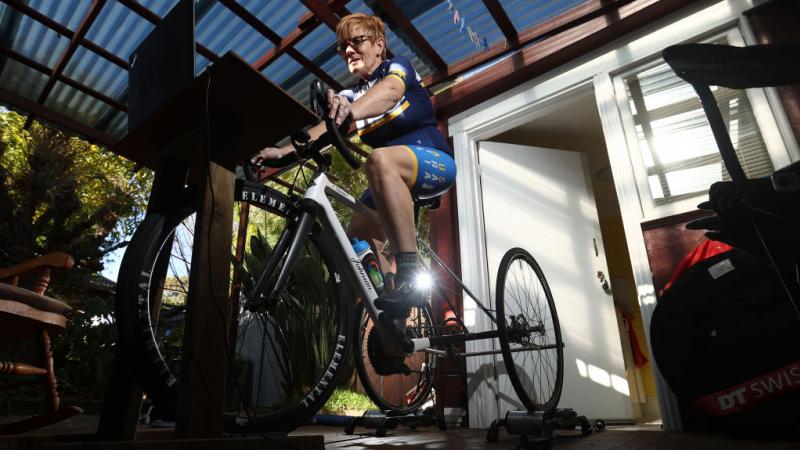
[336,13,387,58]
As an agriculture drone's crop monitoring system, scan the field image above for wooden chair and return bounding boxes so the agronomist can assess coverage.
[0,252,83,434]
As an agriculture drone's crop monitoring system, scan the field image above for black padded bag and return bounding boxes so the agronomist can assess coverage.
[650,249,800,439]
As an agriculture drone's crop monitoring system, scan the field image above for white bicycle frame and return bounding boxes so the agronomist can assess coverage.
[303,171,434,353]
[241,166,512,358]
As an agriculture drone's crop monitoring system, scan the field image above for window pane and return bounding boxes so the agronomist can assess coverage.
[665,163,723,197]
[621,39,774,207]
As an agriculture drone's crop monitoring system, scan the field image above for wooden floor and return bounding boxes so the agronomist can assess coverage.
[293,424,799,449]
[3,414,799,449]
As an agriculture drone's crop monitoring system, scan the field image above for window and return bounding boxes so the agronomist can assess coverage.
[614,30,787,216]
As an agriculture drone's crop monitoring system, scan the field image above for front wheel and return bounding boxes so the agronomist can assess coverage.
[496,248,564,411]
[115,208,352,433]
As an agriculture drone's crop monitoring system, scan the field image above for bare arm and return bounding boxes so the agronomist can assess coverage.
[255,120,327,160]
[254,76,404,162]
[350,76,405,120]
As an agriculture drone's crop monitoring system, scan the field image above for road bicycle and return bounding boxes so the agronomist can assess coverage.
[115,80,565,433]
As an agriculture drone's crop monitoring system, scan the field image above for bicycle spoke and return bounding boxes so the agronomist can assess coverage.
[497,249,563,411]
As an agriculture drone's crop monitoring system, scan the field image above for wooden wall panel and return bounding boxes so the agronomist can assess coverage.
[641,210,713,298]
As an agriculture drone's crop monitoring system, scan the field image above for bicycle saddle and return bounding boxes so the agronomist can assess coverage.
[663,43,800,89]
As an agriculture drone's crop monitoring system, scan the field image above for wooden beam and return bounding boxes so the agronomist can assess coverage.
[299,0,350,29]
[422,0,640,88]
[0,86,118,146]
[253,1,351,71]
[25,0,106,128]
[374,0,447,73]
[299,0,341,31]
[483,0,517,44]
[433,0,700,119]
[0,46,127,111]
[36,0,104,103]
[219,0,343,91]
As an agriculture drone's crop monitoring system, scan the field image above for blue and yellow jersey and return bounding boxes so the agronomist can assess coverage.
[340,55,452,155]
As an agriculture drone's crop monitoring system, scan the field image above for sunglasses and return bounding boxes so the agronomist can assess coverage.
[336,35,371,54]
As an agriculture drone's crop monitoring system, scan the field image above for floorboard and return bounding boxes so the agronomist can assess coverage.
[2,414,798,449]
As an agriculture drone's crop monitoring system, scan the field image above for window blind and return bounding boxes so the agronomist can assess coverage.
[622,55,774,206]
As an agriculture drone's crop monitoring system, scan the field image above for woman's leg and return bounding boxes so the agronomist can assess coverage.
[363,146,418,256]
[346,211,392,272]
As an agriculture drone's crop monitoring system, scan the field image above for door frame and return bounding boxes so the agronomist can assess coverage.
[447,0,788,430]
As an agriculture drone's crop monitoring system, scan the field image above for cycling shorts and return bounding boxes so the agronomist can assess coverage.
[360,145,457,209]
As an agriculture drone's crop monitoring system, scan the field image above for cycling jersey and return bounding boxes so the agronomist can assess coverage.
[340,55,452,155]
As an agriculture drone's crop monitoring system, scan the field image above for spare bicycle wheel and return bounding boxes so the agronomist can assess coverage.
[495,247,564,411]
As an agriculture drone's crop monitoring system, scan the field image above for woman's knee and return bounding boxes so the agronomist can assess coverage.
[347,212,386,241]
[365,148,392,180]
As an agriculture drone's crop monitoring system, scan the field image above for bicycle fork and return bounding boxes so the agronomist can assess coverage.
[247,206,316,308]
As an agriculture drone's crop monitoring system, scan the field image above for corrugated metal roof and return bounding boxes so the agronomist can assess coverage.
[86,1,155,59]
[25,0,92,31]
[0,0,596,144]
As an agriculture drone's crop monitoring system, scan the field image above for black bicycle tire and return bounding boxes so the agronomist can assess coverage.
[354,302,437,414]
[495,247,564,411]
[115,210,193,412]
[116,209,352,433]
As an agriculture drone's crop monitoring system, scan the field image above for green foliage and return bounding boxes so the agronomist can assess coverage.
[0,111,152,272]
[0,111,152,396]
[321,388,376,415]
[51,288,117,396]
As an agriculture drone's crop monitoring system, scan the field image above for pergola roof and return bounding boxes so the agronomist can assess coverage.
[0,0,616,146]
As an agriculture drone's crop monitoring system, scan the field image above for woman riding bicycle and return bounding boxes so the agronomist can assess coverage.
[250,13,457,375]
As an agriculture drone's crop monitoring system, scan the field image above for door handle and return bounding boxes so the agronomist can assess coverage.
[597,270,611,293]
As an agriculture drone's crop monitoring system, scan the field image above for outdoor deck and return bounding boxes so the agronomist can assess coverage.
[2,414,797,449]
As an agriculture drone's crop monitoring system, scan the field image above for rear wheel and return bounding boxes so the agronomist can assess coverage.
[354,302,437,414]
[495,247,563,411]
[115,208,352,432]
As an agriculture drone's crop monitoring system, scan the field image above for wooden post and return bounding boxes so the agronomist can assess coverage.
[175,161,235,438]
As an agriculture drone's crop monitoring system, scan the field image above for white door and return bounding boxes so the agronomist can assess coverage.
[468,141,631,427]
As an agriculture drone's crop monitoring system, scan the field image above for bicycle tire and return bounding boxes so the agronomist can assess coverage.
[354,301,437,414]
[116,207,352,433]
[495,247,564,411]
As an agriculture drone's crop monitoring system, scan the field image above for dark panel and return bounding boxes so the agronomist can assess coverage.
[127,0,195,131]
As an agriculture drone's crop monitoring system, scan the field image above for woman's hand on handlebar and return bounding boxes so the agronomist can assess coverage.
[246,145,299,182]
[251,146,288,167]
[326,89,353,127]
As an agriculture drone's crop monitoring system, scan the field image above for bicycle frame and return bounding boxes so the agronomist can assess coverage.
[238,169,544,358]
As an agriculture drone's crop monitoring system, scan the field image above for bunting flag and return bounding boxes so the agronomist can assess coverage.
[447,1,490,52]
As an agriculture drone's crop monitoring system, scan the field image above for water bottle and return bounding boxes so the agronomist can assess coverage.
[351,238,384,292]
